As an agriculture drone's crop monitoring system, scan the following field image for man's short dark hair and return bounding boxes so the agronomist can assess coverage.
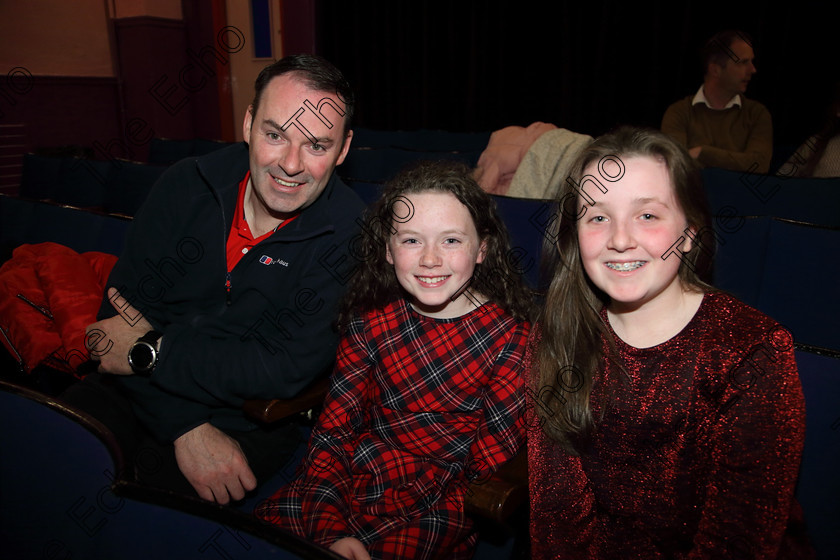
[701,30,754,73]
[251,54,355,131]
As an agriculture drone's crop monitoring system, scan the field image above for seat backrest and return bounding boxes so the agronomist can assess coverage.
[0,380,342,560]
[794,349,840,557]
[0,195,131,258]
[103,160,167,217]
[711,215,771,308]
[702,167,840,228]
[756,221,840,353]
[339,147,480,183]
[351,127,490,153]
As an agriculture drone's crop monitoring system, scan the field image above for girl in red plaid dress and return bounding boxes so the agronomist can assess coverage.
[257,161,533,559]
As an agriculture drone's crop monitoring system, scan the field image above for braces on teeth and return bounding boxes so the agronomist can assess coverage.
[607,262,644,271]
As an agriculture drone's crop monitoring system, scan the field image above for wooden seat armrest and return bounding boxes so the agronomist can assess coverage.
[243,377,330,424]
[465,448,528,523]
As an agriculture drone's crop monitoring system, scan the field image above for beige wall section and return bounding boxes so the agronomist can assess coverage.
[225,0,282,141]
[111,0,182,20]
[0,0,113,76]
[0,0,261,141]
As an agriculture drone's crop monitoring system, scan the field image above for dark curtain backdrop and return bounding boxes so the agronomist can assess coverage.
[314,1,836,152]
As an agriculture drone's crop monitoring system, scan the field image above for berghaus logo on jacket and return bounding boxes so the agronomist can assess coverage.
[259,255,289,267]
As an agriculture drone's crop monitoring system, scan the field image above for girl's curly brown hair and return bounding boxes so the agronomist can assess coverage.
[338,160,534,328]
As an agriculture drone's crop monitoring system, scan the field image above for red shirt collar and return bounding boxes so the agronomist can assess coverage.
[226,170,299,272]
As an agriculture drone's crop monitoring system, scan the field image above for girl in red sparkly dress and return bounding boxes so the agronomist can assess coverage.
[257,161,533,559]
[528,126,812,559]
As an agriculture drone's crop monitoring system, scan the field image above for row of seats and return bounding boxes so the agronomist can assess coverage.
[147,137,236,166]
[19,136,485,221]
[702,167,840,228]
[145,129,491,165]
[4,188,836,356]
[12,140,840,349]
[22,141,840,224]
[0,195,131,261]
[350,128,491,152]
[20,154,167,217]
[339,147,481,183]
[2,332,835,559]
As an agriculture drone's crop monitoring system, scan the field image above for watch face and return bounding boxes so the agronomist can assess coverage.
[130,342,155,371]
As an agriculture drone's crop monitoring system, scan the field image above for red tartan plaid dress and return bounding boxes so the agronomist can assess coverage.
[257,298,529,559]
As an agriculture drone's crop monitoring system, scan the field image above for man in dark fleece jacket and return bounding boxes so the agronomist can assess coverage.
[64,54,366,505]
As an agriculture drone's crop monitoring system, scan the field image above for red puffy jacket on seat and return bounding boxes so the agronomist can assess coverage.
[0,242,117,375]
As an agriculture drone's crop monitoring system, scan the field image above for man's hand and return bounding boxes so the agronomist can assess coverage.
[85,287,153,375]
[174,422,257,504]
[329,537,371,560]
[688,146,703,159]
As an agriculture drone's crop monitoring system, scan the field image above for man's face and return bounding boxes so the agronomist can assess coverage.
[242,73,352,221]
[717,39,757,97]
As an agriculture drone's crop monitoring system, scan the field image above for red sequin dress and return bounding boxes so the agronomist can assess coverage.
[258,298,529,559]
[528,292,812,559]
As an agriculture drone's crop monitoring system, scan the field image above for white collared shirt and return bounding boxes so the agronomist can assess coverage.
[692,85,741,110]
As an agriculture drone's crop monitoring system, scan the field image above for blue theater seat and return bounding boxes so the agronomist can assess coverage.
[19,153,64,201]
[351,127,491,152]
[18,153,167,215]
[702,167,840,228]
[104,160,167,217]
[0,380,344,560]
[342,178,383,206]
[148,138,236,166]
[794,349,840,559]
[756,220,840,353]
[339,147,480,183]
[54,157,112,208]
[711,215,771,309]
[0,195,131,259]
[491,194,552,290]
[147,137,196,166]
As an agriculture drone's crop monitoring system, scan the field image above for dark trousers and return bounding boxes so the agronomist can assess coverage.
[59,372,303,501]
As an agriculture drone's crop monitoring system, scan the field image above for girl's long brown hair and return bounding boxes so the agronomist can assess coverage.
[535,126,714,454]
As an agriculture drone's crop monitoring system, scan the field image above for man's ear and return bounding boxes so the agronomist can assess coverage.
[336,129,354,166]
[242,105,254,142]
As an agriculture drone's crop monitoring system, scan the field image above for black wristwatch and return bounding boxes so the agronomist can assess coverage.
[128,330,162,375]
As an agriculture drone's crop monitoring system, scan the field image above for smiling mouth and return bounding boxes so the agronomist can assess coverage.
[417,276,448,285]
[605,261,645,272]
[272,175,302,188]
